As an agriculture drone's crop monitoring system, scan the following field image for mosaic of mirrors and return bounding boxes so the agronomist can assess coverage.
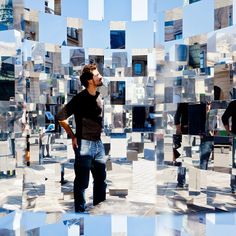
[0,0,236,214]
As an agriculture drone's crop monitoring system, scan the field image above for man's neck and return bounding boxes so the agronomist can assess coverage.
[86,87,97,96]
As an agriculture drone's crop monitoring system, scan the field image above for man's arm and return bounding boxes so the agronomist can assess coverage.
[56,99,78,149]
[223,124,231,136]
[58,120,78,149]
[174,103,182,134]
[222,102,232,135]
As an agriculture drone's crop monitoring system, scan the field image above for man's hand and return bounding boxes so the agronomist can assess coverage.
[176,124,182,135]
[72,136,78,149]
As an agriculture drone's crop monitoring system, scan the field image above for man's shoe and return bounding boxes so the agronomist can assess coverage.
[176,183,184,188]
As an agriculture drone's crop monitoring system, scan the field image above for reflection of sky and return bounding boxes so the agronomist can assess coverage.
[0,211,235,234]
[40,223,67,235]
[126,21,154,48]
[85,215,111,235]
[0,30,16,42]
[183,0,214,38]
[127,216,156,236]
[104,0,131,21]
[156,0,183,12]
[39,12,67,44]
[61,0,88,19]
[24,0,44,11]
[21,212,46,231]
[83,20,110,48]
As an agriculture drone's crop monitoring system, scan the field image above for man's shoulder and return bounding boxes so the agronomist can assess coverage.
[73,90,86,99]
[228,99,236,108]
[77,89,88,97]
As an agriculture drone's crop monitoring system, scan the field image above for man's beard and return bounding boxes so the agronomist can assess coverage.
[97,80,103,87]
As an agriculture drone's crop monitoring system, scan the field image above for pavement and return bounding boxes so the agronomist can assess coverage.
[0,134,236,216]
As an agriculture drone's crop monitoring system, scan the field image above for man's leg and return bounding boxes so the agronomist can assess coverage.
[200,139,213,170]
[74,140,92,212]
[91,141,107,206]
[177,164,186,187]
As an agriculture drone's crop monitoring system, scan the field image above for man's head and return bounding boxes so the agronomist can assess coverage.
[80,63,103,88]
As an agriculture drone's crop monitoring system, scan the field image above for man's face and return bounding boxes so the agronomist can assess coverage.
[91,69,103,87]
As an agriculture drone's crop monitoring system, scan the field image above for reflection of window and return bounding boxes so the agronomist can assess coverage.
[110,30,125,49]
[45,67,50,74]
[165,21,174,27]
[69,79,77,94]
[175,45,188,61]
[132,56,147,76]
[189,0,201,4]
[134,63,142,75]
[0,80,14,101]
[174,32,182,40]
[110,81,125,105]
[45,52,50,58]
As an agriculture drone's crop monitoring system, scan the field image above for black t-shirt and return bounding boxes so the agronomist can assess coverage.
[56,89,103,141]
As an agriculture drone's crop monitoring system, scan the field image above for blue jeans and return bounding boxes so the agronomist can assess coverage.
[74,139,107,212]
[199,139,213,170]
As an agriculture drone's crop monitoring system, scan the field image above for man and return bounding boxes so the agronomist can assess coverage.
[222,100,236,136]
[56,64,107,212]
[173,102,189,187]
[199,102,214,170]
[222,99,236,193]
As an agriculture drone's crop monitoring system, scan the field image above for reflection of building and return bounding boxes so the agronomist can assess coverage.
[45,51,61,74]
[54,0,61,15]
[189,43,207,69]
[67,27,83,47]
[165,19,182,42]
[112,52,128,68]
[113,112,126,129]
[0,0,13,30]
[45,0,54,14]
[70,49,85,67]
[24,20,38,41]
[0,56,15,101]
[215,5,233,30]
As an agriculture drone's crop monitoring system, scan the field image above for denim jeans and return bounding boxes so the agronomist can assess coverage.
[74,139,107,212]
[199,139,213,170]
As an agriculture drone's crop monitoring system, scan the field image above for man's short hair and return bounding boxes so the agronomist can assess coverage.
[80,64,97,88]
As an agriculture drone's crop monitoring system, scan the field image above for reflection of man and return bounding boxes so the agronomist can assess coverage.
[56,64,107,212]
[222,100,236,193]
[173,103,188,163]
[222,100,236,136]
[199,102,214,170]
[173,103,188,187]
